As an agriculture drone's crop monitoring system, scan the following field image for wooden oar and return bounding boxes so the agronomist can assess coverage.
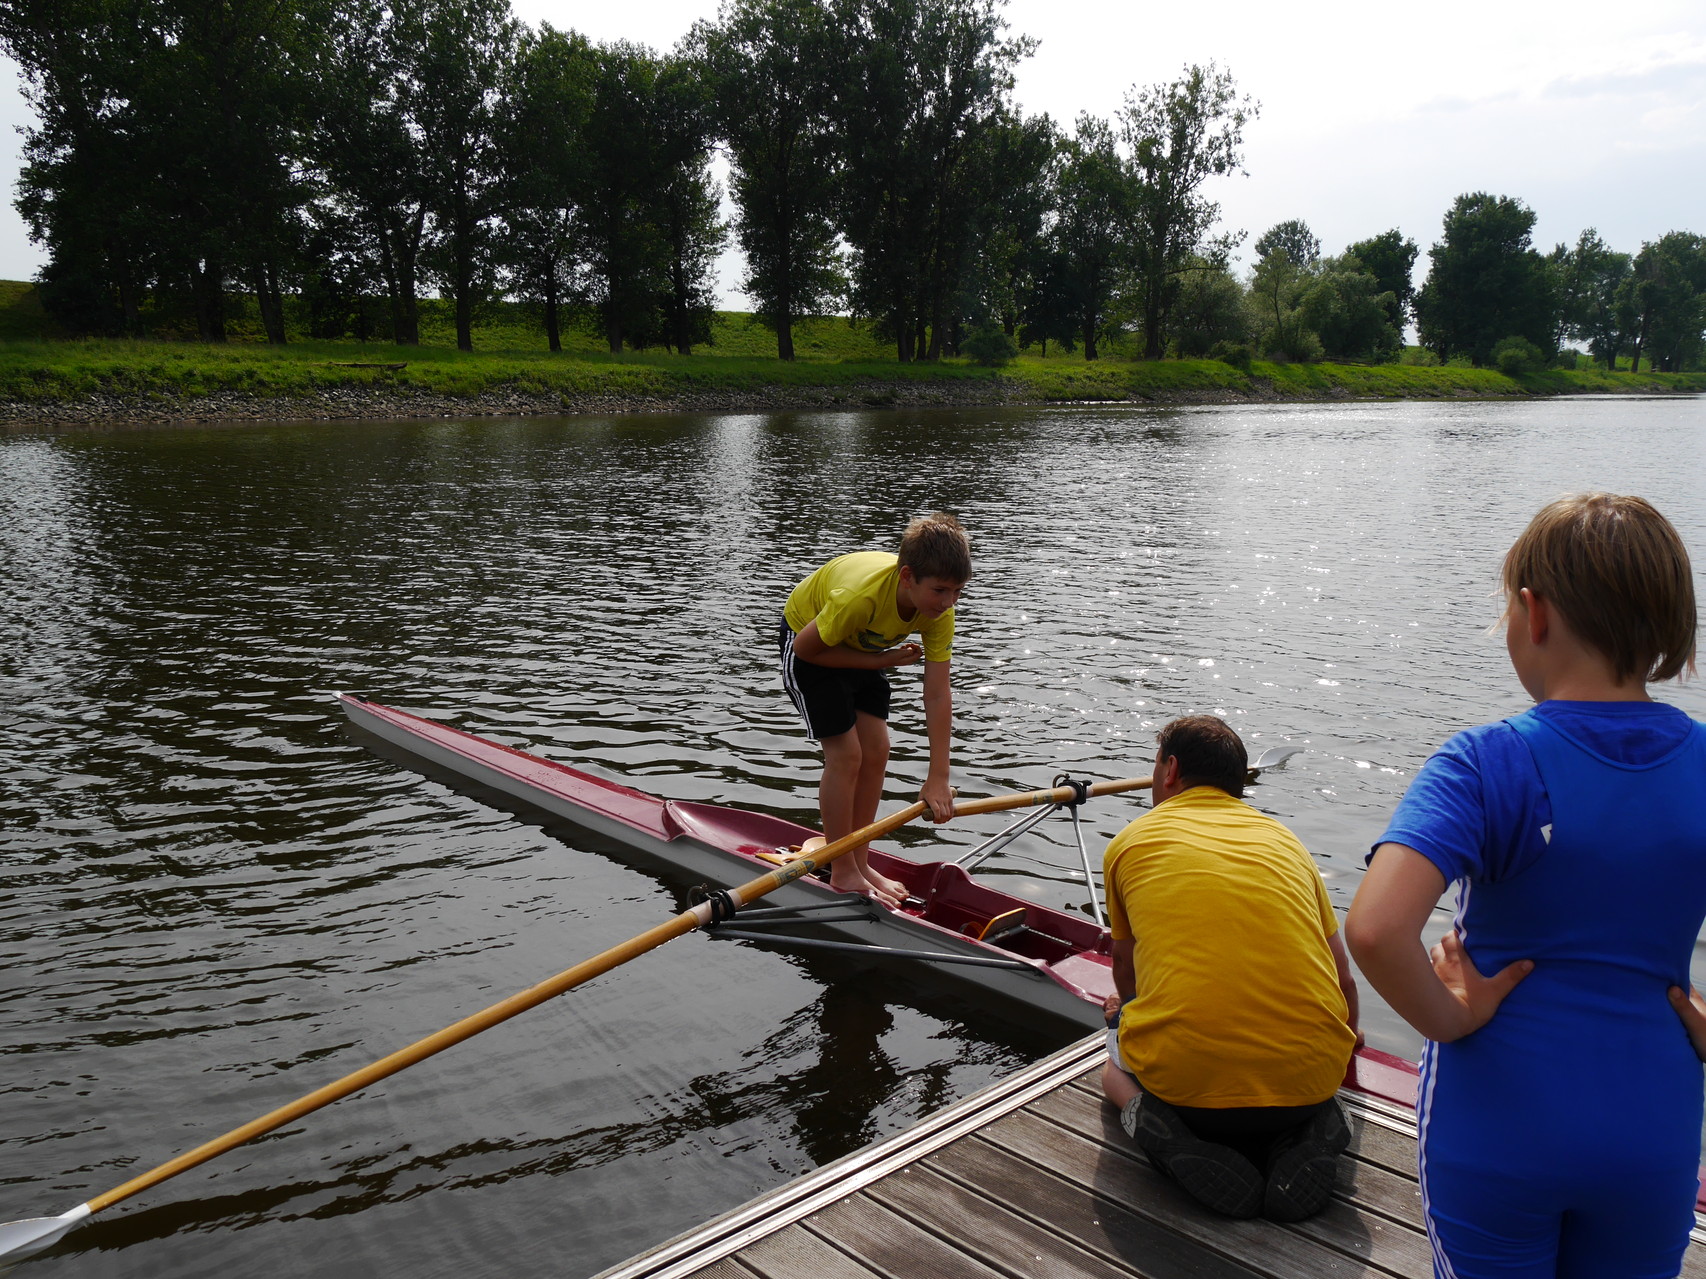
[0,774,1152,1262]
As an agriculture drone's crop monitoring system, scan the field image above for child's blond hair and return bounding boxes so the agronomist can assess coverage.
[898,512,971,583]
[1503,492,1697,683]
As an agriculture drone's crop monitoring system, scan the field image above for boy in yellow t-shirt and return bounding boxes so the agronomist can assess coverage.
[1100,715,1360,1222]
[779,513,970,905]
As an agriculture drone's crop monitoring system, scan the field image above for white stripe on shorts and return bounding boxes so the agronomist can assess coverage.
[779,626,822,742]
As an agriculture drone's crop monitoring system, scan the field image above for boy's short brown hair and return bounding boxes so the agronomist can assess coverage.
[1156,715,1248,798]
[898,511,971,583]
[1503,492,1697,683]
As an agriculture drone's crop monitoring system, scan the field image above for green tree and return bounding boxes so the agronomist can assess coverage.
[1248,243,1317,362]
[1551,230,1632,370]
[1045,114,1135,360]
[649,53,724,356]
[962,111,1059,341]
[316,0,433,345]
[829,0,1032,361]
[4,0,150,334]
[1297,255,1400,361]
[1121,62,1256,359]
[1623,233,1706,373]
[498,23,597,352]
[694,0,842,360]
[401,0,519,352]
[1253,219,1319,269]
[6,0,330,341]
[577,42,672,352]
[1017,245,1078,355]
[1167,258,1247,357]
[1414,192,1556,366]
[1345,229,1418,336]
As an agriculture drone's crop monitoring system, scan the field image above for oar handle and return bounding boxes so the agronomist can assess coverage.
[951,774,1153,816]
[80,776,1155,1217]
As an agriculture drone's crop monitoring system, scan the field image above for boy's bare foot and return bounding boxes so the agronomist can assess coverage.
[867,868,909,903]
[829,867,904,907]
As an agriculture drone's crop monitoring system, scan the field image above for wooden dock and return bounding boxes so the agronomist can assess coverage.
[594,1035,1706,1279]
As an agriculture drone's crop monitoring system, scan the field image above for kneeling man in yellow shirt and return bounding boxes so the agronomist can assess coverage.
[1101,715,1361,1222]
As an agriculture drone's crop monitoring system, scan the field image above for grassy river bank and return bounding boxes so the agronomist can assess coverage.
[1,302,1700,428]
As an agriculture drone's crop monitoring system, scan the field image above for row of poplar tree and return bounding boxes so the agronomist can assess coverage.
[1,0,1272,360]
[5,0,1701,368]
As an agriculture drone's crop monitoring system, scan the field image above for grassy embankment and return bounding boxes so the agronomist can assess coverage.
[1,280,1702,407]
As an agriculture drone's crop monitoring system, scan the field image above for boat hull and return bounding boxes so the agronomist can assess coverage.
[337,693,1420,1109]
[338,694,1116,1031]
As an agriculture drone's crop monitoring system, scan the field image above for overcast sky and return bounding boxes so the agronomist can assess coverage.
[0,0,1700,305]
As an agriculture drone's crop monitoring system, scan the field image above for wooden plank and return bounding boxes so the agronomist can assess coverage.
[1332,1143,1425,1226]
[803,1192,1012,1279]
[681,1262,760,1279]
[721,1225,886,1279]
[1025,1085,1432,1277]
[975,1108,1403,1279]
[924,1124,1283,1279]
[866,1162,1174,1279]
[1341,1111,1423,1182]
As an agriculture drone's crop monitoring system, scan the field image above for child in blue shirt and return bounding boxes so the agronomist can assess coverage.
[1346,492,1706,1279]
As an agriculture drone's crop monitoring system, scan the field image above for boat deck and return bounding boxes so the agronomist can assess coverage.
[595,1036,1706,1279]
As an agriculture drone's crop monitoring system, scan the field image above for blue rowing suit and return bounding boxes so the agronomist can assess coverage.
[1379,700,1706,1279]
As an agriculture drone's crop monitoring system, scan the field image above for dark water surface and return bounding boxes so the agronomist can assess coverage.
[3,397,1704,1278]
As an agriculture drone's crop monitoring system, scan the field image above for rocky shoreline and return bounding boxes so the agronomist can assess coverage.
[0,374,1681,429]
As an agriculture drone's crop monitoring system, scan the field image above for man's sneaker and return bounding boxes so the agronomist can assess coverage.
[1262,1099,1351,1222]
[1121,1094,1264,1219]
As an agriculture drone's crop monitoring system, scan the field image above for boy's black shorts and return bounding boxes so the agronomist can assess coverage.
[778,619,891,741]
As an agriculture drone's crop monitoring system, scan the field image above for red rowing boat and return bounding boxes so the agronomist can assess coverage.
[337,693,1420,1111]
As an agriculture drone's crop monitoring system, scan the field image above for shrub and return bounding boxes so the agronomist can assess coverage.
[1399,346,1440,366]
[1264,323,1323,364]
[1492,335,1545,376]
[1207,340,1252,371]
[962,325,1018,367]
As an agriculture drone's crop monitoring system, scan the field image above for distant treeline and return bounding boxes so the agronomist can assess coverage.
[1,0,1702,371]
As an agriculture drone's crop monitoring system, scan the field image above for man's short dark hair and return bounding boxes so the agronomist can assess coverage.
[1156,715,1248,798]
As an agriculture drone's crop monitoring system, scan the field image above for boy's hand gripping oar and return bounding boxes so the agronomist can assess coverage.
[0,774,1150,1263]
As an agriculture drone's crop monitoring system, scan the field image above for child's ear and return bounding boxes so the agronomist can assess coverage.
[897,564,915,586]
[1523,589,1550,645]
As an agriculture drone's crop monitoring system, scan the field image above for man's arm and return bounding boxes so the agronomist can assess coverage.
[1327,929,1364,1049]
[1110,936,1136,1005]
[792,619,920,670]
[920,658,953,821]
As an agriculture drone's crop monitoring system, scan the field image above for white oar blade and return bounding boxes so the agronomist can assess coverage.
[1250,746,1302,772]
[0,1206,89,1264]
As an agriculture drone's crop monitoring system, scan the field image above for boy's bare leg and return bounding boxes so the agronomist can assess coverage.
[850,712,908,902]
[819,727,901,905]
[1101,1059,1140,1112]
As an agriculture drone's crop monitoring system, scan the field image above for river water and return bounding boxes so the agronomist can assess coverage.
[3,396,1704,1278]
